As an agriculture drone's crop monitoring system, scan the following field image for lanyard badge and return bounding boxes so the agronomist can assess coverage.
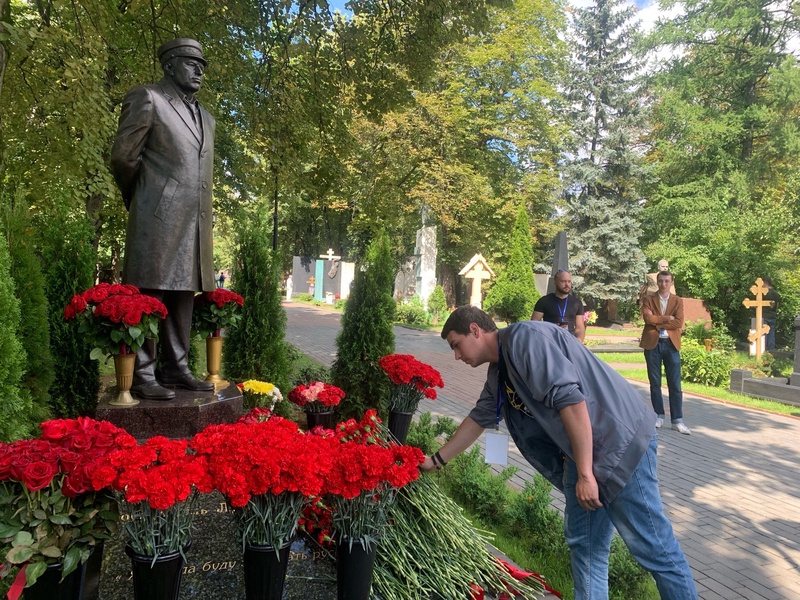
[487,339,510,466]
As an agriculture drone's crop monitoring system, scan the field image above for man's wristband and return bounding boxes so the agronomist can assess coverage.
[434,451,447,467]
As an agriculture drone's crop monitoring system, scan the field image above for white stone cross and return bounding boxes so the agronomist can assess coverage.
[320,248,341,261]
[459,254,495,309]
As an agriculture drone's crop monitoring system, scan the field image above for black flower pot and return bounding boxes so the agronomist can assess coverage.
[388,409,414,444]
[243,540,293,600]
[336,538,377,600]
[125,543,189,600]
[79,540,104,600]
[306,410,335,430]
[23,562,83,600]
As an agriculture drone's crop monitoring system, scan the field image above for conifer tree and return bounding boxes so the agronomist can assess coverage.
[484,206,538,323]
[562,0,647,313]
[331,230,396,420]
[0,222,31,440]
[4,201,54,424]
[222,209,290,394]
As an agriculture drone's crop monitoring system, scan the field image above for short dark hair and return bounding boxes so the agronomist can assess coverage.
[763,277,773,286]
[441,306,497,339]
[656,270,674,282]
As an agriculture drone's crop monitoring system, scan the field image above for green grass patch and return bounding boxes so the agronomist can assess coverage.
[585,326,640,337]
[595,352,646,364]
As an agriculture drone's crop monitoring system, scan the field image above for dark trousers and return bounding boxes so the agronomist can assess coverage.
[133,289,195,386]
[644,338,683,421]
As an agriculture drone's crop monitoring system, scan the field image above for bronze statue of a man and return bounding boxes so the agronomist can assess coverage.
[110,38,216,400]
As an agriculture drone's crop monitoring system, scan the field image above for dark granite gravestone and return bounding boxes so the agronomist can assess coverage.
[292,257,316,296]
[321,260,342,300]
[98,492,336,599]
[95,383,243,440]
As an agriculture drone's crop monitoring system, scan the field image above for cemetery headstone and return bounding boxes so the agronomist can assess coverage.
[459,254,494,309]
[743,277,772,360]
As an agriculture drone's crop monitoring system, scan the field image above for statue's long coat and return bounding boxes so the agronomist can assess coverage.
[110,77,215,292]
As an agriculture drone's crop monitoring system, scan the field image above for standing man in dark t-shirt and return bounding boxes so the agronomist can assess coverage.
[531,269,585,342]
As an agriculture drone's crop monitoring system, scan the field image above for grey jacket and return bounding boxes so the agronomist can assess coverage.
[469,321,656,503]
[110,78,216,292]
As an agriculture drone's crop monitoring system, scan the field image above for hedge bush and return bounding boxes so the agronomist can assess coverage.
[680,338,732,387]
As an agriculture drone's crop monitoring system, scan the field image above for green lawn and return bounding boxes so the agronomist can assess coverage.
[585,326,640,337]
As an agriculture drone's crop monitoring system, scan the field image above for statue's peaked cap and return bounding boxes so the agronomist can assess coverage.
[157,38,206,66]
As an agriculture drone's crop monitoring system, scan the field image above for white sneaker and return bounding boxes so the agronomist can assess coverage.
[672,422,691,435]
[655,417,663,429]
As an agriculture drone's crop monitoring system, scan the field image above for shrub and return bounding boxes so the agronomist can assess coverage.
[39,213,99,418]
[334,298,347,310]
[330,230,395,420]
[406,412,457,455]
[4,202,53,425]
[395,302,429,326]
[296,292,313,302]
[427,285,447,325]
[683,319,736,353]
[0,225,29,441]
[484,205,538,323]
[680,338,732,387]
[222,209,290,393]
[507,476,564,550]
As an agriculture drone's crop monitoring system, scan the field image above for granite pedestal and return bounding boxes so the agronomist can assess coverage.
[95,383,244,439]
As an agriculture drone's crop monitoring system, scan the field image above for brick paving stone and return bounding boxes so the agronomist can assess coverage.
[285,304,800,600]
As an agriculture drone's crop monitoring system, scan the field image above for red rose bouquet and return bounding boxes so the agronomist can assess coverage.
[379,354,444,413]
[321,411,424,551]
[190,417,336,551]
[93,436,212,560]
[0,418,135,596]
[192,288,244,338]
[288,381,345,414]
[63,283,167,359]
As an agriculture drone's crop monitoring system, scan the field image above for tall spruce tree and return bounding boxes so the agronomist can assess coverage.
[484,205,538,323]
[222,209,290,394]
[331,230,396,421]
[562,0,647,315]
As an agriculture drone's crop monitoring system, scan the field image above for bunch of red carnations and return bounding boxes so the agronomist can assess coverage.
[378,354,445,413]
[63,283,167,359]
[288,381,346,413]
[190,415,335,551]
[0,418,136,596]
[317,410,424,551]
[192,288,244,338]
[92,436,212,560]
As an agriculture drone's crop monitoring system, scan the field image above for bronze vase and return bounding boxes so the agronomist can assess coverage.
[205,335,228,390]
[110,353,138,406]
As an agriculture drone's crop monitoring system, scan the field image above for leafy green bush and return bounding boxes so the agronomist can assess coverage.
[680,338,732,386]
[427,285,448,325]
[296,292,313,302]
[508,476,564,549]
[441,446,517,526]
[334,298,347,310]
[683,320,736,353]
[395,302,429,326]
[406,413,457,455]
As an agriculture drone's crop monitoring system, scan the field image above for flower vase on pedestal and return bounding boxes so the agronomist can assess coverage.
[243,540,293,600]
[125,545,189,600]
[21,562,83,600]
[388,409,414,444]
[205,332,228,391]
[305,410,335,430]
[336,538,377,600]
[110,347,138,406]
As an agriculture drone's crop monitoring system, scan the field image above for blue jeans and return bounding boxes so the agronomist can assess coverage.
[644,339,683,422]
[563,436,697,600]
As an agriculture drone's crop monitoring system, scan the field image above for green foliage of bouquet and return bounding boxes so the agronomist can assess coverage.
[63,283,167,360]
[192,288,244,338]
[0,418,135,591]
[92,436,212,560]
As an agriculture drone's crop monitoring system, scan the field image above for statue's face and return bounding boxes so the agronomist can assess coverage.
[166,57,205,95]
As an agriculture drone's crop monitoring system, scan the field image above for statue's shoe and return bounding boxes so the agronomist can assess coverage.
[159,373,215,392]
[130,382,176,400]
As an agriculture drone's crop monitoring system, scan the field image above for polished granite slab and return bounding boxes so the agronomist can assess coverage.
[95,382,244,439]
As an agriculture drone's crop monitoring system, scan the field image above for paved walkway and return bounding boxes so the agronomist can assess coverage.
[284,303,800,600]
